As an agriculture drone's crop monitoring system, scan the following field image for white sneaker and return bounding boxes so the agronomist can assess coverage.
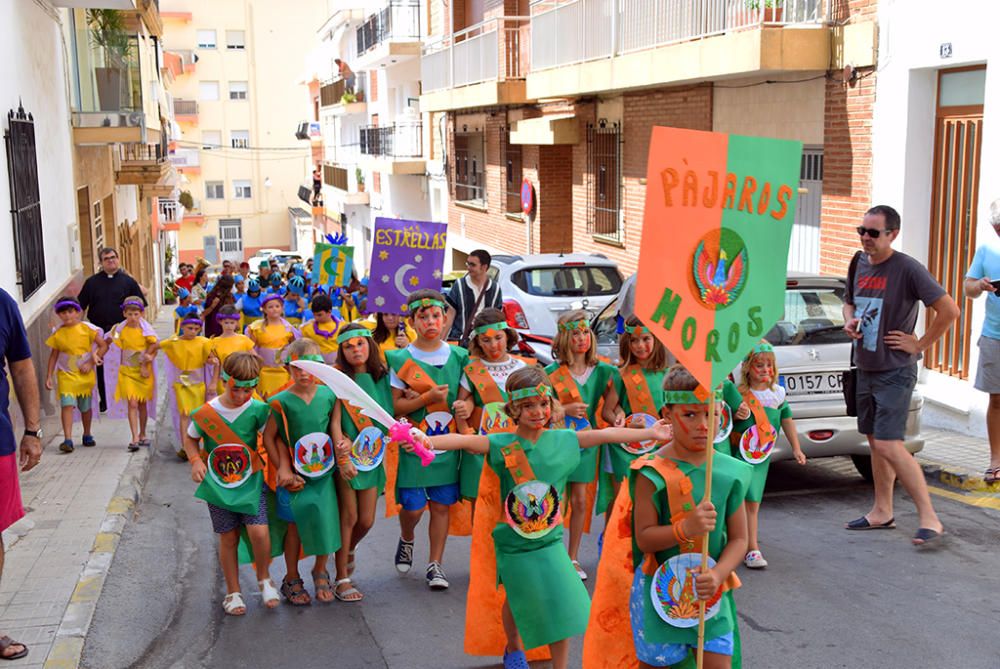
[744,550,768,569]
[572,560,588,581]
[426,561,449,590]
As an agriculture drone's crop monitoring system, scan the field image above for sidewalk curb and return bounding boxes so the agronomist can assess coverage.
[43,446,153,669]
[920,460,1000,494]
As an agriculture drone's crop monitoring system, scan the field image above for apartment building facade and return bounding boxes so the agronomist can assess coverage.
[161,0,326,267]
[420,0,878,276]
[311,1,439,278]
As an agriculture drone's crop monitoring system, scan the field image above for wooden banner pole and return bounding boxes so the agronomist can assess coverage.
[696,394,717,669]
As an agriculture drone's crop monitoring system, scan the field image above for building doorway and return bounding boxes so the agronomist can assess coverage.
[926,65,986,380]
[219,218,244,263]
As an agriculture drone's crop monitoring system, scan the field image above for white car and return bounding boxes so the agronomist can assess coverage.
[246,248,284,268]
[493,253,623,339]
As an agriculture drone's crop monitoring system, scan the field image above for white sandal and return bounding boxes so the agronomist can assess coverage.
[259,578,280,608]
[334,577,364,602]
[222,592,246,616]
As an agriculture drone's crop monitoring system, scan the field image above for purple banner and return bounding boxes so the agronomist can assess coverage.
[368,217,447,315]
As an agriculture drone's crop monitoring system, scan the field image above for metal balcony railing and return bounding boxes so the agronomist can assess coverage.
[158,198,183,223]
[529,0,828,71]
[357,0,421,55]
[119,143,164,163]
[359,122,422,159]
[169,148,200,168]
[320,75,367,107]
[173,99,198,116]
[324,164,349,190]
[422,16,529,93]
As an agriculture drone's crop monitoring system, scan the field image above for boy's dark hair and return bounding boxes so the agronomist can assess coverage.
[619,315,668,370]
[218,304,240,318]
[468,308,518,358]
[310,293,333,313]
[866,204,901,232]
[469,249,492,268]
[55,296,81,313]
[223,351,261,381]
[335,323,387,381]
[406,288,447,316]
[661,364,700,402]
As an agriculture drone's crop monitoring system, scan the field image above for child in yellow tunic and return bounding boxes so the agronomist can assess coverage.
[210,306,255,395]
[364,312,416,363]
[245,294,299,399]
[160,317,215,460]
[107,297,159,452]
[299,293,341,364]
[44,297,108,453]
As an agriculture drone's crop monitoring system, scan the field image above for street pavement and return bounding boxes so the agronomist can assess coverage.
[80,442,1000,668]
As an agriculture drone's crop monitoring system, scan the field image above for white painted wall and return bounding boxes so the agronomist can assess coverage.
[0,1,78,323]
[871,0,1000,437]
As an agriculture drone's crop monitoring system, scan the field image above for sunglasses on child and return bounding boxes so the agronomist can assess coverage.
[856,226,886,239]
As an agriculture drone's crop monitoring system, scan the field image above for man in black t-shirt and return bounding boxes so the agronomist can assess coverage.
[842,205,959,547]
[78,247,147,412]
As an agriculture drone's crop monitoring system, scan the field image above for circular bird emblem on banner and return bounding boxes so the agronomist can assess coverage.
[351,426,387,472]
[208,444,253,489]
[504,480,561,540]
[689,228,748,310]
[651,553,723,628]
[293,432,336,478]
[621,413,659,455]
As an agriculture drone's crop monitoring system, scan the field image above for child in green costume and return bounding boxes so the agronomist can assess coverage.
[544,309,621,581]
[331,323,394,602]
[182,352,280,616]
[721,341,805,569]
[386,289,470,590]
[265,339,345,605]
[630,365,751,669]
[424,366,673,669]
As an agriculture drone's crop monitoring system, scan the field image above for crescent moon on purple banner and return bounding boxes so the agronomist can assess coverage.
[394,263,417,296]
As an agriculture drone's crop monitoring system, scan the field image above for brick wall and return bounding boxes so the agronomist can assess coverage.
[820,0,878,275]
[571,86,714,275]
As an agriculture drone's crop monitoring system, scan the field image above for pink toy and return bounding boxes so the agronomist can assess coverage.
[389,420,436,467]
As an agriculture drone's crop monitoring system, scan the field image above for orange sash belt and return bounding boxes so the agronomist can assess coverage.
[740,390,777,445]
[548,364,585,406]
[621,365,658,416]
[398,358,449,413]
[192,405,264,473]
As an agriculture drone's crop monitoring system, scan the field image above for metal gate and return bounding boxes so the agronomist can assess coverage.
[787,148,823,274]
[218,219,243,263]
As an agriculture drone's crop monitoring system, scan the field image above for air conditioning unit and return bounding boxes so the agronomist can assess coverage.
[295,122,309,140]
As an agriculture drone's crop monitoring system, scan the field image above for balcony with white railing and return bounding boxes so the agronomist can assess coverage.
[169,147,200,172]
[527,0,832,99]
[420,16,531,112]
[353,0,422,70]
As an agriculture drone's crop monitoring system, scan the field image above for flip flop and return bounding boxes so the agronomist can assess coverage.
[912,527,945,547]
[0,636,28,661]
[845,516,896,530]
[984,467,1000,485]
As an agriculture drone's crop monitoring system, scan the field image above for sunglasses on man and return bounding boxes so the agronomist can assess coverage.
[856,226,886,239]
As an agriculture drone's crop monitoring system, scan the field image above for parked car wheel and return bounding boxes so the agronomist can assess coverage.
[851,454,874,482]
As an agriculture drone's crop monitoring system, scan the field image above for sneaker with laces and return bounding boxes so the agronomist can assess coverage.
[744,550,768,569]
[394,537,414,573]
[571,560,588,581]
[425,561,449,590]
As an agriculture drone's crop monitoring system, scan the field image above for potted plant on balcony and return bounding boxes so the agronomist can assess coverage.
[746,0,784,23]
[86,9,130,112]
[356,168,366,193]
[341,91,358,104]
[178,190,195,210]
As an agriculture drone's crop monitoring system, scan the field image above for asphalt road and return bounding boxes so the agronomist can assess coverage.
[82,440,1000,669]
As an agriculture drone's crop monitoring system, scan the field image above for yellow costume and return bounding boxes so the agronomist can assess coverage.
[44,323,102,398]
[300,319,340,363]
[111,324,157,402]
[209,334,255,395]
[359,317,417,362]
[160,335,213,416]
[247,319,298,398]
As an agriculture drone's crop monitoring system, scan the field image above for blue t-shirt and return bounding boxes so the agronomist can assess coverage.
[0,288,32,456]
[967,238,1000,340]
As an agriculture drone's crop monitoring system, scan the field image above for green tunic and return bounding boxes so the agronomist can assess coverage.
[459,367,512,500]
[721,380,792,502]
[339,372,392,492]
[270,385,342,556]
[544,361,616,483]
[387,345,470,489]
[609,367,666,477]
[192,400,271,516]
[487,431,590,649]
[629,452,751,649]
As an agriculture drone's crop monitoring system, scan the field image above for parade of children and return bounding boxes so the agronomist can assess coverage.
[40,232,914,669]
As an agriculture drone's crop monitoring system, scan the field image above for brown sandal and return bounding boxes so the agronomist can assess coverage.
[0,636,28,661]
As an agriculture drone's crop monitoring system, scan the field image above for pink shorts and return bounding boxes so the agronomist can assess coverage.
[0,454,24,533]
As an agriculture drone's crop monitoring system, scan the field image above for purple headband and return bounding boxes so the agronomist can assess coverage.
[261,294,283,307]
[55,299,81,312]
[215,312,241,323]
[121,299,145,311]
[181,317,203,327]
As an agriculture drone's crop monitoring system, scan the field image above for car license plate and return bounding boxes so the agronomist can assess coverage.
[779,372,843,396]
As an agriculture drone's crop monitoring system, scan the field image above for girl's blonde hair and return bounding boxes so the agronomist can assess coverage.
[281,338,321,363]
[738,349,779,394]
[503,367,561,423]
[223,351,261,381]
[468,307,518,359]
[618,315,669,370]
[551,309,597,366]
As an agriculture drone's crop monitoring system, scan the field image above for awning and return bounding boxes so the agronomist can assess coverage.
[510,114,579,145]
